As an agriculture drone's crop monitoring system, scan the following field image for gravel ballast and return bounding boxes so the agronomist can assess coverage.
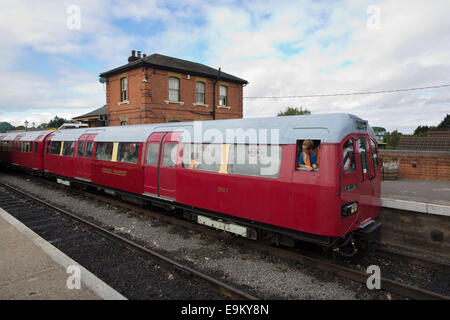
[0,170,393,299]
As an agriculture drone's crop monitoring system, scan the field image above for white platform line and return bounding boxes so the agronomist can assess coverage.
[0,208,127,300]
[381,198,450,217]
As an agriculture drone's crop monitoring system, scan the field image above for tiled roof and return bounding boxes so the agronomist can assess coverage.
[73,105,107,120]
[397,136,450,151]
[99,53,248,84]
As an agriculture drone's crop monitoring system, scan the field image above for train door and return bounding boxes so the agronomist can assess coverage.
[44,135,53,171]
[33,135,43,170]
[368,137,381,210]
[13,136,22,165]
[355,135,372,223]
[74,134,96,181]
[143,131,181,200]
[340,136,360,205]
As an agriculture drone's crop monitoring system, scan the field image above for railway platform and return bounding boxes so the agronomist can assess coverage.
[0,207,126,300]
[381,179,450,216]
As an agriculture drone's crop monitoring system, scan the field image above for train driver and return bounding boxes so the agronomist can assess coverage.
[297,140,320,171]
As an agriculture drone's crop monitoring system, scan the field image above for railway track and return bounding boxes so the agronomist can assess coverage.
[1,172,449,300]
[0,180,257,300]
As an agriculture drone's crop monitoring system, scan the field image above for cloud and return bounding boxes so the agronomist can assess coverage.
[0,0,449,132]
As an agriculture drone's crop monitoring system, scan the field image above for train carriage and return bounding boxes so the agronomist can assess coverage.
[2,113,382,255]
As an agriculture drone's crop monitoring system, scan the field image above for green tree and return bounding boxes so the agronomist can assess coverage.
[0,122,13,132]
[436,114,450,131]
[386,130,403,149]
[14,125,25,131]
[277,107,311,116]
[413,125,432,136]
[46,116,76,129]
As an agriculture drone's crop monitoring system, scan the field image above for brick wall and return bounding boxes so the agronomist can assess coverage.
[380,150,450,181]
[106,67,243,126]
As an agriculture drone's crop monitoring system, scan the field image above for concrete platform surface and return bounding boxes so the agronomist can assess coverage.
[381,179,450,206]
[0,208,126,300]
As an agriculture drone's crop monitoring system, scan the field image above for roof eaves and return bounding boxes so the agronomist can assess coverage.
[100,60,248,85]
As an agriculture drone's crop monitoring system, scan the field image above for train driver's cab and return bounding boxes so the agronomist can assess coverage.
[296,139,321,172]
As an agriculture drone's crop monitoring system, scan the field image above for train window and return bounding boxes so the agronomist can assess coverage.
[162,143,177,168]
[77,142,85,157]
[296,140,321,171]
[370,139,378,175]
[95,142,113,161]
[182,143,222,172]
[34,142,38,154]
[228,144,281,178]
[62,141,75,156]
[85,142,93,158]
[146,143,159,166]
[118,142,140,164]
[46,141,51,154]
[343,138,356,173]
[51,141,62,155]
[356,137,368,174]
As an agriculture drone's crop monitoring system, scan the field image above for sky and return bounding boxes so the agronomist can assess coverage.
[0,0,449,133]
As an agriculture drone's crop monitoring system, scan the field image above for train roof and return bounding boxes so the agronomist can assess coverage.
[1,130,54,141]
[47,113,376,144]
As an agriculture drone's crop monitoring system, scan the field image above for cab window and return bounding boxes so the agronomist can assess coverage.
[343,138,356,173]
[296,139,321,171]
[370,138,379,174]
[356,137,368,174]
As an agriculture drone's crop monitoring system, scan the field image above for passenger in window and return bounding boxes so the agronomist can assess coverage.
[97,143,112,161]
[121,144,138,163]
[297,140,320,171]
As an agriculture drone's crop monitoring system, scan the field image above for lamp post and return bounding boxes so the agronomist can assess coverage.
[24,120,29,131]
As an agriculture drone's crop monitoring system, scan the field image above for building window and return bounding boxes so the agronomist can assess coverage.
[120,77,127,102]
[219,85,227,106]
[196,81,205,104]
[169,77,180,101]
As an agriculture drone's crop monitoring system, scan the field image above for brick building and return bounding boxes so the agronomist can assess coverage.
[380,131,450,181]
[94,51,248,126]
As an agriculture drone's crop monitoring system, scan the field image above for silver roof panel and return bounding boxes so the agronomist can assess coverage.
[32,113,375,144]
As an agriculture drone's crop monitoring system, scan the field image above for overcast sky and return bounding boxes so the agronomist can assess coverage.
[0,0,449,133]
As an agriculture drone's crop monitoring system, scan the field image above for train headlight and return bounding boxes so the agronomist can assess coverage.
[341,201,358,218]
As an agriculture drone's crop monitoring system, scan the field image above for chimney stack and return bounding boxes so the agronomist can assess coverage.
[128,50,140,63]
[137,51,141,58]
[143,53,146,58]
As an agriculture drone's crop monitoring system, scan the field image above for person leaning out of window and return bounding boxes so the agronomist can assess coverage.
[297,140,320,171]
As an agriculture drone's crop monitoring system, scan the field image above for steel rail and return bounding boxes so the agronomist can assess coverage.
[0,181,258,301]
[2,173,449,300]
[72,183,450,300]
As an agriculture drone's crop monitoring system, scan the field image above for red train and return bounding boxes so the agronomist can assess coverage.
[0,113,382,256]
